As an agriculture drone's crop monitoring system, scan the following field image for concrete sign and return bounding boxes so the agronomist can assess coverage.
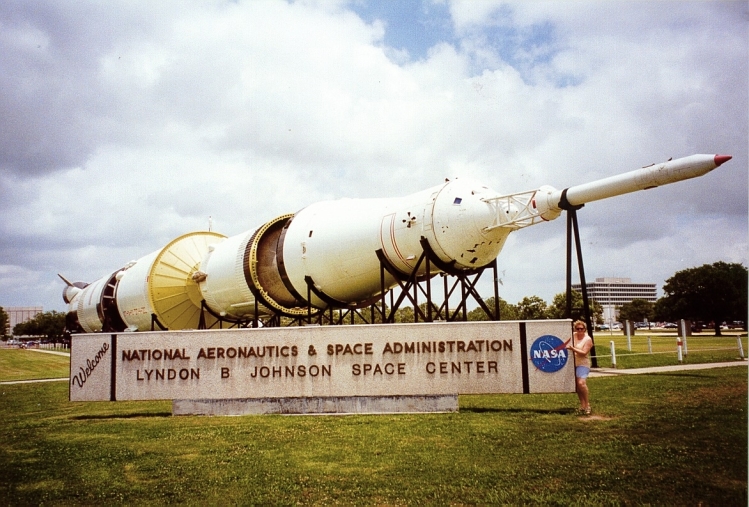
[70,320,575,403]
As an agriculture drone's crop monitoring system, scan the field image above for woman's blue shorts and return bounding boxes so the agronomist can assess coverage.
[576,366,590,379]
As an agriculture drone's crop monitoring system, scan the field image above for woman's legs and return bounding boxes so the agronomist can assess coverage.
[575,376,590,411]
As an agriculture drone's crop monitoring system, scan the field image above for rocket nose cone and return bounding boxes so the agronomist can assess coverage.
[714,155,732,167]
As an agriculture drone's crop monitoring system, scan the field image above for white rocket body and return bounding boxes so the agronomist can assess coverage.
[532,154,732,219]
[200,179,511,320]
[61,154,730,332]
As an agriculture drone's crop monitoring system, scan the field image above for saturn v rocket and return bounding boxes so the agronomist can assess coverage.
[60,154,731,333]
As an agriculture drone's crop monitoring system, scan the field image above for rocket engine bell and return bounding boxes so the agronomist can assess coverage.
[61,153,731,333]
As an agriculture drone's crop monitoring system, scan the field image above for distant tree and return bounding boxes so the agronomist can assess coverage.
[466,303,488,321]
[389,298,521,323]
[467,297,518,321]
[619,299,654,325]
[393,306,415,323]
[0,306,8,340]
[13,310,66,341]
[516,296,548,320]
[548,291,603,324]
[655,262,748,336]
[497,298,519,321]
[415,301,444,322]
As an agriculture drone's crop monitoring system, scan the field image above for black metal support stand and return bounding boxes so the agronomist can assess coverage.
[375,238,500,323]
[190,239,501,330]
[565,207,598,367]
[150,314,168,331]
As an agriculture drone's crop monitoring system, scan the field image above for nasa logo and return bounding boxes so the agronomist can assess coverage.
[530,335,569,373]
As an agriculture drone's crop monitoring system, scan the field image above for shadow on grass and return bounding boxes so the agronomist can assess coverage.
[461,406,577,415]
[72,412,172,420]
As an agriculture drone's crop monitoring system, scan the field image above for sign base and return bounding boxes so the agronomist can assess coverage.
[172,395,459,416]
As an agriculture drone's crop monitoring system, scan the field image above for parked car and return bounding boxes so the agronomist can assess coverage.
[663,323,678,329]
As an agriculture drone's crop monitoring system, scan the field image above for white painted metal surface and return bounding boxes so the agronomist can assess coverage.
[198,232,256,319]
[76,276,107,333]
[115,250,160,331]
[532,154,729,222]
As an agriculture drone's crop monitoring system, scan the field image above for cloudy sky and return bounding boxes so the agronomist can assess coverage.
[1,0,746,315]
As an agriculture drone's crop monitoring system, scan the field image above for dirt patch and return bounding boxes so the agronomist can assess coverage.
[580,414,613,421]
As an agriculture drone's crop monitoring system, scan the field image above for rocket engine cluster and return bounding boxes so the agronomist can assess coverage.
[61,154,731,333]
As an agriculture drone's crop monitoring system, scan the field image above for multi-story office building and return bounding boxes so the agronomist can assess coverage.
[572,278,656,324]
[4,306,43,336]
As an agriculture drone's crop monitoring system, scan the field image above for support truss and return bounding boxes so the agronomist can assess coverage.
[482,189,546,231]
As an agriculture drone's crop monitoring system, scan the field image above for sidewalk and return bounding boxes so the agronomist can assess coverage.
[26,348,69,357]
[1,377,69,385]
[589,360,747,377]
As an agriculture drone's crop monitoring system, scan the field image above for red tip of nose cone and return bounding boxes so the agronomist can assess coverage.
[714,155,732,167]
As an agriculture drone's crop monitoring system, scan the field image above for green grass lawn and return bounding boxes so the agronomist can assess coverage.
[591,332,747,369]
[0,349,70,381]
[0,349,746,505]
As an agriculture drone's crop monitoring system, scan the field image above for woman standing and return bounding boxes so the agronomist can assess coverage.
[567,320,594,415]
